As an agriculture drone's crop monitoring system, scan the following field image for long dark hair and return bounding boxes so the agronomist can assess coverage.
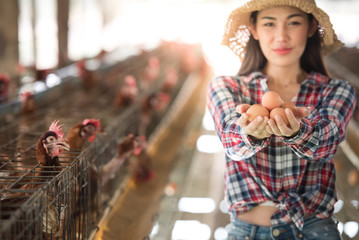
[238,11,329,76]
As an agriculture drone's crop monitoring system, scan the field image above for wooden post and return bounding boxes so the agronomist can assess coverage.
[0,0,19,77]
[57,0,70,67]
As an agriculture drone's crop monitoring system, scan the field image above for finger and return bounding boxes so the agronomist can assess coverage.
[236,104,251,114]
[245,116,265,133]
[266,125,273,135]
[285,108,300,130]
[274,114,293,136]
[267,118,281,135]
[238,113,249,127]
[255,116,269,133]
[295,107,311,118]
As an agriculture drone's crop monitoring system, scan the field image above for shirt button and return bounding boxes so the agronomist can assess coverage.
[272,228,280,237]
[245,236,250,240]
[298,233,303,238]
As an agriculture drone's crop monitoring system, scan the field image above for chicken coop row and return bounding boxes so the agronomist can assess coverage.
[0,41,208,240]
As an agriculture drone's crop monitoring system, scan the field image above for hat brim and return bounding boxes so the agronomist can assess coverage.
[222,0,343,58]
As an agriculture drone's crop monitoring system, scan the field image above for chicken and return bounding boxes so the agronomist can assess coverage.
[139,91,170,136]
[0,73,10,103]
[180,44,201,74]
[1,120,70,238]
[60,119,104,220]
[35,120,70,178]
[95,133,146,186]
[36,68,53,82]
[126,136,154,185]
[141,56,160,90]
[63,118,104,160]
[113,75,138,108]
[33,121,71,238]
[161,67,178,94]
[76,59,97,89]
[20,91,36,114]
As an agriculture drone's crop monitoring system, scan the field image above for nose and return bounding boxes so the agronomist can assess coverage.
[275,24,289,42]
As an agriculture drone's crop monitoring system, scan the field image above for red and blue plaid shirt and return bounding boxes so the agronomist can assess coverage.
[207,71,356,230]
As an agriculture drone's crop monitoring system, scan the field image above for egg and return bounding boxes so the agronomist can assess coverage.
[347,169,359,186]
[246,104,269,121]
[262,91,284,111]
[270,107,289,126]
[280,102,297,116]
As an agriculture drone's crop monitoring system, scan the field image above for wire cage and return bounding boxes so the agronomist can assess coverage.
[0,42,201,239]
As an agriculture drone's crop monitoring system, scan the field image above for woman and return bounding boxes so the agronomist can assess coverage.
[207,0,356,239]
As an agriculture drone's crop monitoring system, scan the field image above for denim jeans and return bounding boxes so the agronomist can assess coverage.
[227,216,342,240]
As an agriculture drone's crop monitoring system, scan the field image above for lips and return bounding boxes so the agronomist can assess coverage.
[273,48,292,55]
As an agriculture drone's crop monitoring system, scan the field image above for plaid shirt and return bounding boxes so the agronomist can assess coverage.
[207,71,356,230]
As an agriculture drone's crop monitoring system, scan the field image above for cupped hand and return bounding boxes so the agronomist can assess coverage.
[237,114,271,140]
[266,107,310,137]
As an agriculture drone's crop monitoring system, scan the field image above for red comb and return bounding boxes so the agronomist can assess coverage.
[125,75,137,87]
[0,74,10,85]
[49,120,64,139]
[82,118,101,129]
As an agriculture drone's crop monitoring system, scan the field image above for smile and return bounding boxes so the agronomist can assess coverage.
[273,48,292,55]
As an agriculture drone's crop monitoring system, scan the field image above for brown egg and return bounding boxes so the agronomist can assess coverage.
[270,107,289,126]
[333,158,343,172]
[262,91,284,111]
[347,169,359,186]
[280,102,297,116]
[246,104,269,121]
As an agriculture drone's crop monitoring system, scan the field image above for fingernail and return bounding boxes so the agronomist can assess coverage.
[275,116,281,121]
[257,116,263,122]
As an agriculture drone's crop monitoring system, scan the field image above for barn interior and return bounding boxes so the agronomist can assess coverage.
[0,0,359,240]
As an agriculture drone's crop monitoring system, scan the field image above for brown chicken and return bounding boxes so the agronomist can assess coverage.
[113,75,138,108]
[126,135,154,185]
[20,91,36,114]
[0,73,10,103]
[1,120,70,238]
[63,118,104,162]
[35,120,70,177]
[161,67,178,94]
[139,91,170,136]
[94,133,146,186]
[141,56,160,90]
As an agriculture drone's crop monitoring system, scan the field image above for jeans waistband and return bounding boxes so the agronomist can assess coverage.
[232,218,303,240]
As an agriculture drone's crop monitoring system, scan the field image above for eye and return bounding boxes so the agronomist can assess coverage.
[289,21,301,26]
[85,124,96,132]
[263,22,274,27]
[46,136,57,143]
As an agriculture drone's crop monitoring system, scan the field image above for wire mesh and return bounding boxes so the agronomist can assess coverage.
[0,42,197,239]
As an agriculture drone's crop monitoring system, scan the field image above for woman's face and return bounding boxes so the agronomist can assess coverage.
[250,6,315,68]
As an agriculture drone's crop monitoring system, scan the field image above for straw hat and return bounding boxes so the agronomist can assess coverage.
[222,0,343,59]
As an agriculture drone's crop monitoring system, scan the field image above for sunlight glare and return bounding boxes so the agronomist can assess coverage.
[344,221,359,238]
[334,199,344,213]
[46,74,61,88]
[172,220,211,240]
[202,110,215,131]
[219,199,229,214]
[214,227,228,240]
[150,221,160,238]
[338,222,344,235]
[178,197,216,214]
[196,135,223,154]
